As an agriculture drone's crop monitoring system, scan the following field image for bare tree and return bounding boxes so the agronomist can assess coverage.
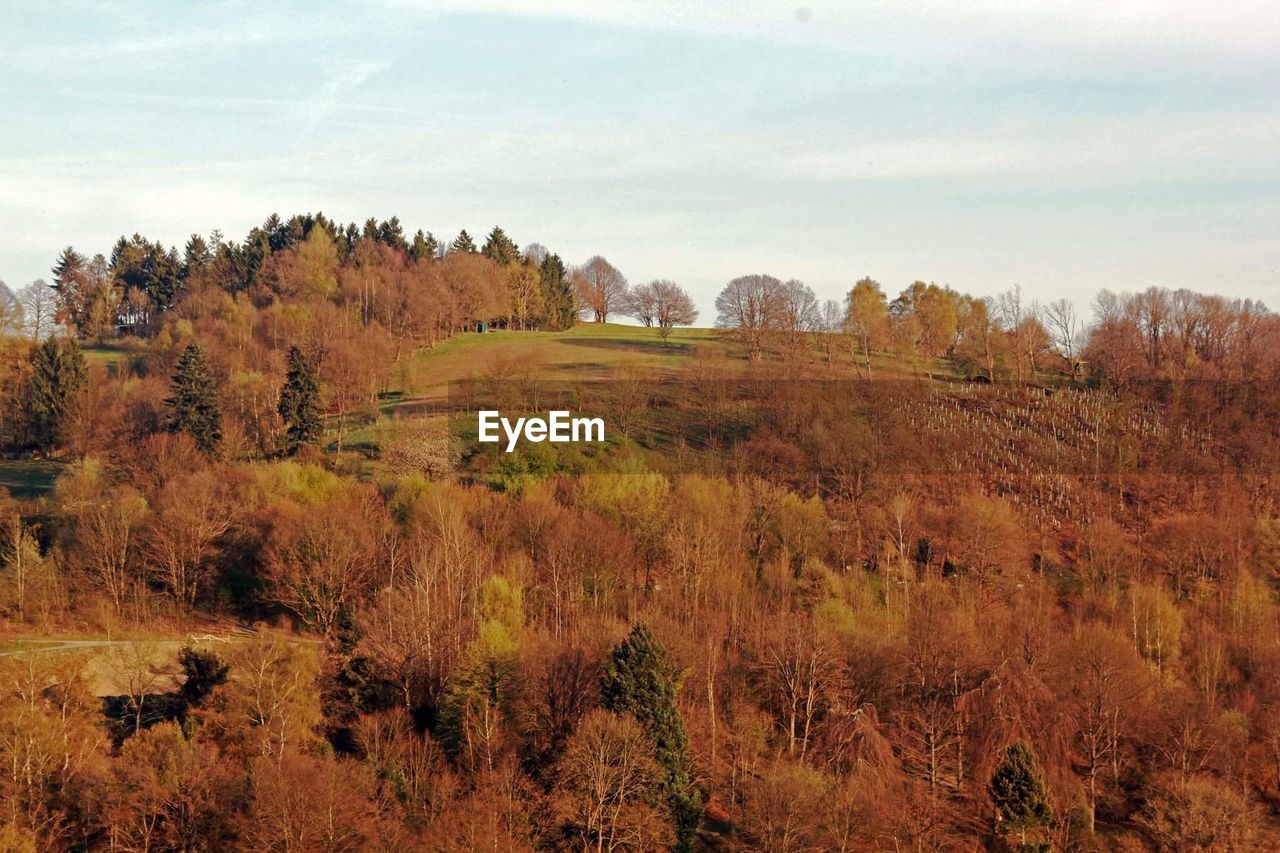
[557,709,673,852]
[18,281,58,341]
[649,280,698,342]
[1044,298,1081,368]
[576,256,628,323]
[777,279,821,362]
[714,274,785,360]
[625,282,658,327]
[0,280,20,337]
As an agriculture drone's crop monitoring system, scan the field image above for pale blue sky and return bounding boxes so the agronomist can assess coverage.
[2,0,1278,318]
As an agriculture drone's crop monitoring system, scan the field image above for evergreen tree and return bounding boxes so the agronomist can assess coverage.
[481,226,519,266]
[539,253,576,331]
[601,624,702,851]
[183,233,212,276]
[410,229,440,262]
[378,217,408,252]
[166,343,222,455]
[450,229,477,254]
[989,741,1053,846]
[278,346,323,455]
[24,336,87,452]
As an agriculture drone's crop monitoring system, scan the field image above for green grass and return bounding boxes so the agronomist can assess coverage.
[0,459,65,500]
[405,323,729,402]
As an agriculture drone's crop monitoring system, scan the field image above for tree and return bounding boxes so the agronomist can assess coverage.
[278,346,322,455]
[18,281,57,342]
[166,343,222,455]
[144,470,236,610]
[481,227,520,266]
[263,495,379,637]
[506,263,544,331]
[24,336,87,452]
[844,277,888,378]
[649,280,698,343]
[557,710,673,852]
[714,274,785,360]
[1044,297,1080,370]
[576,256,629,323]
[777,279,820,361]
[601,625,701,851]
[539,253,576,331]
[625,282,658,327]
[988,741,1052,846]
[0,281,20,338]
[410,229,440,262]
[450,230,478,254]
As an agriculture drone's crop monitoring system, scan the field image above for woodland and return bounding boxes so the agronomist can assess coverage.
[0,212,1277,851]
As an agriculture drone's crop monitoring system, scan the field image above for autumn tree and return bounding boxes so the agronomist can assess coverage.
[714,274,785,360]
[556,709,673,852]
[576,256,629,323]
[844,277,888,378]
[264,501,379,636]
[649,280,699,343]
[143,469,237,610]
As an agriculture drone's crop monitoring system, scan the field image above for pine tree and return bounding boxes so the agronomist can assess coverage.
[378,217,407,252]
[410,229,440,262]
[278,346,322,455]
[450,229,477,254]
[481,226,519,266]
[989,741,1053,846]
[539,253,576,331]
[166,343,222,455]
[601,624,702,851]
[24,336,87,452]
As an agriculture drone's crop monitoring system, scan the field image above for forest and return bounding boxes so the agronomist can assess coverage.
[0,212,1278,851]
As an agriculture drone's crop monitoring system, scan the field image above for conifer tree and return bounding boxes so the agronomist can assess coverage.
[539,253,575,331]
[410,229,440,262]
[450,229,477,254]
[24,336,87,452]
[166,343,222,455]
[601,624,702,851]
[481,226,519,266]
[278,346,322,455]
[989,741,1053,847]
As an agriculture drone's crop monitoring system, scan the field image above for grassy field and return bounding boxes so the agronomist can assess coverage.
[403,323,729,401]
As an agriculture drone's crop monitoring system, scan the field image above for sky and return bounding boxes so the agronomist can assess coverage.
[2,0,1278,320]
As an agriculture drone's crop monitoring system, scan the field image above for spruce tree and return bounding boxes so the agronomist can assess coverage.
[166,343,222,455]
[601,624,702,850]
[410,229,440,262]
[450,229,477,254]
[24,336,87,452]
[539,253,575,331]
[989,741,1052,846]
[278,345,322,455]
[481,226,519,266]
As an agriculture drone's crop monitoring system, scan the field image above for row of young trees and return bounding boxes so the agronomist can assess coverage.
[714,273,1279,383]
